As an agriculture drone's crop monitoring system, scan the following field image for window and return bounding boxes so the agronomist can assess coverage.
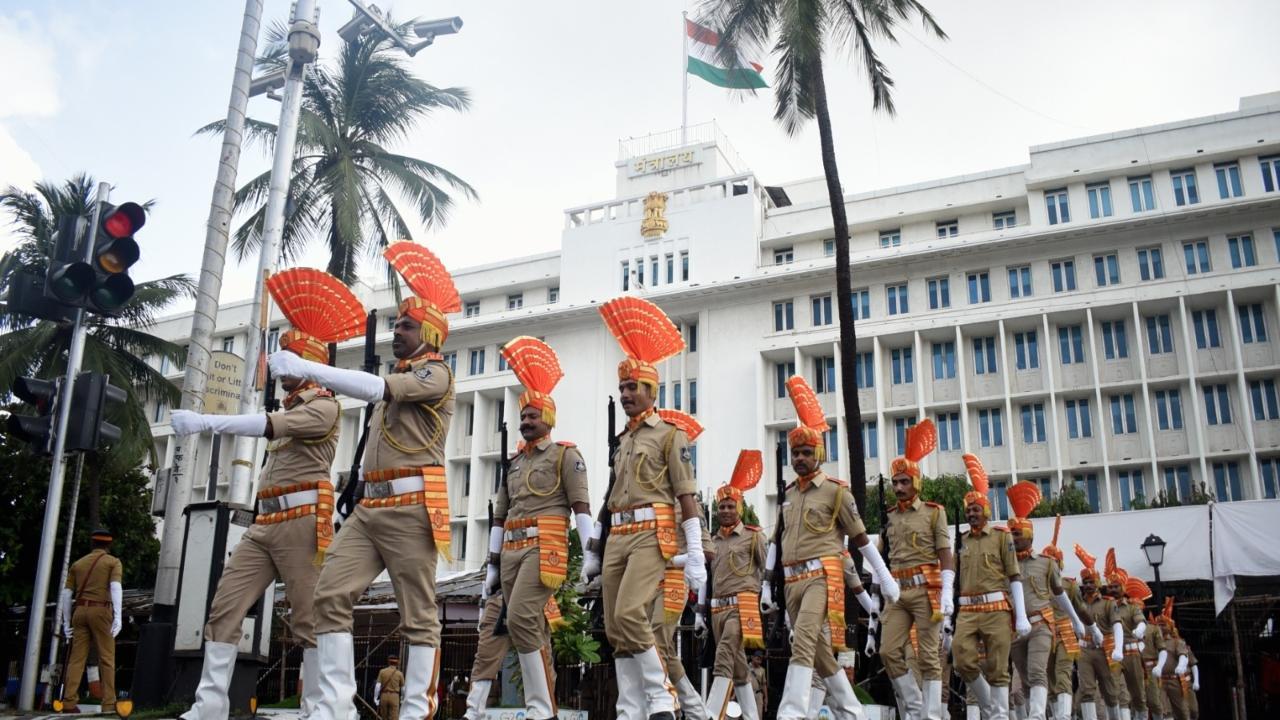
[507,293,524,310]
[887,283,909,315]
[687,322,698,352]
[861,421,878,458]
[221,336,234,352]
[823,428,838,461]
[465,300,480,317]
[153,399,166,423]
[1163,465,1192,502]
[978,408,1004,448]
[663,254,674,284]
[1192,309,1221,349]
[1228,234,1256,268]
[636,258,645,286]
[967,272,991,304]
[1216,162,1243,199]
[1262,457,1280,499]
[823,238,835,257]
[674,381,682,410]
[1203,384,1232,425]
[680,250,689,281]
[773,300,794,331]
[1020,403,1046,443]
[932,342,956,380]
[852,288,870,320]
[621,260,630,290]
[1145,315,1174,355]
[893,417,918,455]
[267,327,280,353]
[993,210,1016,229]
[1128,176,1155,212]
[854,352,874,389]
[159,354,170,375]
[774,247,794,265]
[659,384,667,408]
[387,315,397,331]
[993,481,1009,520]
[1072,473,1101,512]
[891,347,914,385]
[1262,156,1280,193]
[442,351,457,373]
[651,256,659,285]
[1015,331,1040,370]
[927,276,951,310]
[1094,253,1120,287]
[1213,461,1243,502]
[936,220,958,239]
[1045,189,1069,225]
[1101,320,1129,360]
[689,380,697,414]
[1183,240,1210,274]
[468,348,485,376]
[972,337,997,375]
[1171,168,1199,206]
[1007,266,1032,299]
[811,295,833,326]
[498,352,509,372]
[936,412,961,451]
[814,356,836,393]
[1088,182,1113,218]
[774,362,796,398]
[1118,470,1145,511]
[1137,246,1165,281]
[1250,379,1279,421]
[1051,259,1077,292]
[1058,325,1084,365]
[463,405,475,436]
[879,229,901,248]
[548,287,559,304]
[1154,389,1184,430]
[1065,398,1093,439]
[1236,305,1270,347]
[495,399,505,432]
[1110,394,1137,434]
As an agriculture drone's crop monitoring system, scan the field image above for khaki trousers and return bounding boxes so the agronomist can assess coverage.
[206,518,319,646]
[1188,681,1199,719]
[314,505,440,645]
[783,576,838,677]
[63,606,115,709]
[954,610,1012,686]
[1010,620,1053,689]
[880,586,941,680]
[602,529,665,655]
[650,593,692,683]
[1120,653,1146,712]
[711,608,750,684]
[472,596,509,682]
[1144,665,1166,717]
[1163,679,1190,720]
[500,543,556,654]
[379,692,400,720]
[1076,647,1120,705]
[1048,636,1075,696]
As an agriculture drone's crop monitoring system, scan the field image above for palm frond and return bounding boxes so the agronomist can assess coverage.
[832,0,896,113]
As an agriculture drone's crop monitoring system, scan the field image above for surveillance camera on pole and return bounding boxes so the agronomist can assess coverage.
[248,68,286,98]
[340,0,462,56]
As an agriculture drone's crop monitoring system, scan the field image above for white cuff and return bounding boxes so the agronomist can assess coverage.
[269,352,385,403]
[1191,665,1199,684]
[1113,623,1124,650]
[854,589,875,615]
[575,513,595,552]
[940,568,956,598]
[59,588,73,628]
[1010,579,1029,622]
[1155,650,1168,674]
[764,542,776,572]
[206,413,268,437]
[671,553,688,568]
[487,526,504,556]
[110,581,123,617]
[1134,621,1147,639]
[1174,655,1188,674]
[681,518,704,563]
[857,542,891,583]
[697,582,707,606]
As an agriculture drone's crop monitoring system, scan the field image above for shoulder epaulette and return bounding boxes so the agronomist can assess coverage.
[924,501,944,509]
[744,524,762,532]
[556,440,577,448]
[785,480,797,491]
[829,477,849,487]
[888,505,900,513]
[993,525,1011,533]
[313,389,335,399]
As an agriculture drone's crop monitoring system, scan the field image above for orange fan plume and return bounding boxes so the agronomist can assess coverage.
[383,241,462,313]
[658,409,703,442]
[1126,577,1152,602]
[962,453,989,496]
[1050,515,1062,548]
[501,336,563,395]
[266,268,366,342]
[785,375,828,431]
[599,296,685,364]
[1075,543,1097,570]
[729,450,763,492]
[904,419,937,463]
[1007,481,1042,520]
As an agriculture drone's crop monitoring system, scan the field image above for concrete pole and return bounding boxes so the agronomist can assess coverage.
[40,454,86,709]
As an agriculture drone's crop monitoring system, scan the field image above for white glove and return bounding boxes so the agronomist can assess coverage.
[581,521,602,582]
[857,542,900,604]
[483,564,499,599]
[269,351,385,403]
[854,588,876,617]
[1134,621,1147,640]
[942,615,954,652]
[1052,590,1086,639]
[110,581,123,637]
[1174,655,1188,675]
[1153,649,1167,679]
[1072,618,1086,640]
[939,569,956,617]
[1139,640,1146,653]
[864,631,878,656]
[694,613,707,638]
[1090,624,1104,647]
[760,583,775,614]
[170,410,268,437]
[60,588,74,638]
[1191,665,1199,690]
[1010,580,1032,638]
[1111,622,1124,663]
[374,682,383,698]
[169,409,208,435]
[671,553,688,568]
[680,518,707,591]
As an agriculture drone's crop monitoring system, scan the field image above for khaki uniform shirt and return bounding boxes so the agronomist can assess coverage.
[65,549,122,602]
[710,522,767,597]
[607,412,695,511]
[262,388,341,491]
[1018,553,1060,614]
[1083,591,1118,647]
[1187,646,1197,669]
[1141,622,1166,662]
[1116,600,1144,641]
[376,666,404,693]
[957,525,1018,595]
[363,356,454,471]
[494,437,590,521]
[780,472,866,565]
[881,497,950,569]
[1053,576,1084,620]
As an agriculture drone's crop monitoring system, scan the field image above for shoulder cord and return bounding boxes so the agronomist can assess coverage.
[525,445,567,498]
[724,528,758,577]
[631,426,679,492]
[380,364,455,454]
[802,485,841,533]
[272,396,343,452]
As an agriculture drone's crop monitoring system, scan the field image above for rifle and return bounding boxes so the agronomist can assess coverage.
[336,309,380,524]
[765,440,787,645]
[949,502,963,641]
[588,396,620,636]
[699,498,716,669]
[493,420,511,636]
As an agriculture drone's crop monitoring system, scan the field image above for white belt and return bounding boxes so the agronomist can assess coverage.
[611,506,657,525]
[363,476,425,499]
[504,527,540,542]
[710,597,739,608]
[1124,641,1142,651]
[959,591,1006,606]
[258,489,319,513]
[898,573,930,588]
[783,559,825,578]
[1029,611,1049,624]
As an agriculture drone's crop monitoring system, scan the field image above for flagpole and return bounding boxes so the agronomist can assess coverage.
[681,10,689,145]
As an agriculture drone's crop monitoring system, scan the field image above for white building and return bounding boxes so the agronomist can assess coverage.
[146,92,1280,572]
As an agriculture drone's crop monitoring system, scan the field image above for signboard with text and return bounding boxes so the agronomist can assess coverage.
[204,351,245,415]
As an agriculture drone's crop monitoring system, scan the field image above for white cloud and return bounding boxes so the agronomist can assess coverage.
[0,13,59,119]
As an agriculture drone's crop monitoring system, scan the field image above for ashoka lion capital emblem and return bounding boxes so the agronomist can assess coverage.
[640,191,669,239]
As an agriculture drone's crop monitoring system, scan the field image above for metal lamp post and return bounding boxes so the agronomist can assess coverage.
[1141,533,1167,607]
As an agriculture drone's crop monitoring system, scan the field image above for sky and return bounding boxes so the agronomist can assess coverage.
[2,0,1279,314]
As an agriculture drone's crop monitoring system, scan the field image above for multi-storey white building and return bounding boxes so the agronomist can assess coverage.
[146,92,1280,572]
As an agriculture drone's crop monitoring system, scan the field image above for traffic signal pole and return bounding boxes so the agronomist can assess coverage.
[18,185,109,711]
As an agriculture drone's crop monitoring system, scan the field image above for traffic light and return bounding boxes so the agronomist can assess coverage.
[6,376,61,455]
[44,215,92,307]
[65,372,127,452]
[41,202,145,316]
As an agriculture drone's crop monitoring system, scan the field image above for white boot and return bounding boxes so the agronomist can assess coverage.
[734,684,759,720]
[1106,706,1121,720]
[675,676,706,720]
[1027,685,1048,720]
[300,648,321,718]
[991,685,1010,720]
[809,685,826,717]
[921,680,943,720]
[518,651,555,720]
[180,641,238,720]
[312,633,356,720]
[822,671,867,720]
[1054,694,1073,720]
[890,672,924,720]
[463,679,491,720]
[400,645,440,720]
[1119,709,1132,720]
[615,656,645,720]
[966,705,981,720]
[776,665,813,720]
[635,647,677,715]
[1080,701,1099,720]
[968,675,993,718]
[705,677,732,720]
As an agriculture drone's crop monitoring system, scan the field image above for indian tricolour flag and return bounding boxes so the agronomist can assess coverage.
[685,18,767,89]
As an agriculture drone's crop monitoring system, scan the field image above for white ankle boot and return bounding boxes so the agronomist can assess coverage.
[991,685,1010,720]
[776,665,813,720]
[180,641,238,720]
[1054,693,1072,720]
[674,676,706,720]
[922,679,943,720]
[518,651,555,720]
[822,671,867,720]
[634,647,676,715]
[734,683,759,720]
[300,647,320,718]
[400,645,440,720]
[705,677,732,720]
[1027,685,1048,720]
[615,656,645,720]
[890,671,924,720]
[463,679,490,720]
[1080,701,1099,720]
[312,633,356,720]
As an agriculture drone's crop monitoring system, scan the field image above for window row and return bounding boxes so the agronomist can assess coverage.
[621,251,690,290]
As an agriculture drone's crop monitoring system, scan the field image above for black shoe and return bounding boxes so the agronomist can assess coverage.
[648,713,676,720]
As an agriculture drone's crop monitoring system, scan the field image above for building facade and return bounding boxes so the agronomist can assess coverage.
[146,93,1280,572]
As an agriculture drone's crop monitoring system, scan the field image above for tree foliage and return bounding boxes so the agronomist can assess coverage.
[553,529,602,664]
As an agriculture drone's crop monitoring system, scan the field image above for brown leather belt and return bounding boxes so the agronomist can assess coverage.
[75,599,111,608]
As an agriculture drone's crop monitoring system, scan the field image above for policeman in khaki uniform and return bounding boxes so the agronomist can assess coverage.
[485,337,593,720]
[1073,545,1127,720]
[1103,550,1149,720]
[952,455,1032,720]
[583,296,706,720]
[173,267,359,720]
[1040,518,1096,719]
[878,419,950,720]
[1152,599,1193,720]
[766,376,883,720]
[59,529,123,713]
[375,656,404,720]
[1138,602,1170,720]
[458,593,565,720]
[270,242,460,720]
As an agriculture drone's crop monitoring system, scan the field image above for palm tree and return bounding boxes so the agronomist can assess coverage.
[701,0,945,515]
[0,174,195,469]
[199,19,477,286]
